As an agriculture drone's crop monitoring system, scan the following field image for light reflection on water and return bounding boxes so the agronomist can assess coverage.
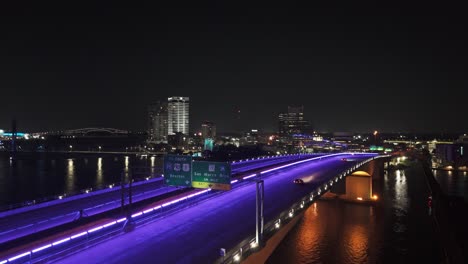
[66,159,75,193]
[433,169,468,202]
[268,163,443,264]
[343,225,368,263]
[96,157,103,185]
[0,153,163,206]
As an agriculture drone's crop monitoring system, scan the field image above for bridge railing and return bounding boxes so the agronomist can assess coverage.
[215,155,384,263]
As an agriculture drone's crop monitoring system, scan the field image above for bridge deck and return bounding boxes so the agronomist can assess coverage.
[48,154,375,264]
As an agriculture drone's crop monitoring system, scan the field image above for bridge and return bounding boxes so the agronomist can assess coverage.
[0,152,389,263]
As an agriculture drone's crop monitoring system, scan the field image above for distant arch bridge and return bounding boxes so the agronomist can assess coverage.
[63,128,129,136]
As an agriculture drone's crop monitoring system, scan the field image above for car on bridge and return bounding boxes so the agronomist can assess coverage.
[293,178,304,184]
[341,158,348,161]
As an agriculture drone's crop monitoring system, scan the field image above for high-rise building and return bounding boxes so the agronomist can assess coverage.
[278,106,311,138]
[147,101,168,142]
[201,121,216,140]
[168,97,189,135]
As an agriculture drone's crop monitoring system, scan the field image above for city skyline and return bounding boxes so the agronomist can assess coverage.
[1,3,467,133]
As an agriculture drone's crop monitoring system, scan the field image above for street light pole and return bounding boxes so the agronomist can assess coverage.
[256,180,264,245]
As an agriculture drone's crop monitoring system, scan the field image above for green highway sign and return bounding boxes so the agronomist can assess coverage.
[192,161,231,191]
[164,154,193,187]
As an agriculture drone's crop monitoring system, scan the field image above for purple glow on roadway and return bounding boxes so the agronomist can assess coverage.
[0,187,214,263]
[260,153,346,175]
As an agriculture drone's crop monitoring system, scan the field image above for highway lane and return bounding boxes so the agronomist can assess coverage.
[52,153,376,264]
[0,178,172,245]
[231,154,320,175]
[0,154,316,245]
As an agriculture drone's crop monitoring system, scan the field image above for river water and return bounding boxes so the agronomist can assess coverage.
[267,162,448,263]
[0,152,162,208]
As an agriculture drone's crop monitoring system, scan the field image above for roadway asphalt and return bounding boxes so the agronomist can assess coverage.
[52,153,375,264]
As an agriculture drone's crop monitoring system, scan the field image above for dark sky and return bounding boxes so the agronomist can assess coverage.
[1,3,467,134]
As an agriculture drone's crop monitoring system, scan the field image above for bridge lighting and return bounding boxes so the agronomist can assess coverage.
[32,244,51,253]
[357,197,363,201]
[7,252,30,262]
[233,254,241,262]
[52,237,70,246]
[372,195,378,200]
[250,241,258,248]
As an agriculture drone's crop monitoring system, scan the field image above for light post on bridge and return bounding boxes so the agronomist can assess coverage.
[255,180,264,246]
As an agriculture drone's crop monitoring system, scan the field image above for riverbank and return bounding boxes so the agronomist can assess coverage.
[421,161,467,263]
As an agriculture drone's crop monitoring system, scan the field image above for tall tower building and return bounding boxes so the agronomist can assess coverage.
[147,101,168,142]
[278,106,311,138]
[201,121,216,140]
[168,97,189,135]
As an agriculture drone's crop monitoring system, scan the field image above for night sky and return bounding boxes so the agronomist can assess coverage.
[1,3,467,134]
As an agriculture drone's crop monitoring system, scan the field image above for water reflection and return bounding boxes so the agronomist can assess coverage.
[296,202,322,264]
[96,157,103,186]
[66,159,75,193]
[394,169,408,233]
[150,156,155,175]
[0,154,165,206]
[124,156,130,180]
[343,225,368,263]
